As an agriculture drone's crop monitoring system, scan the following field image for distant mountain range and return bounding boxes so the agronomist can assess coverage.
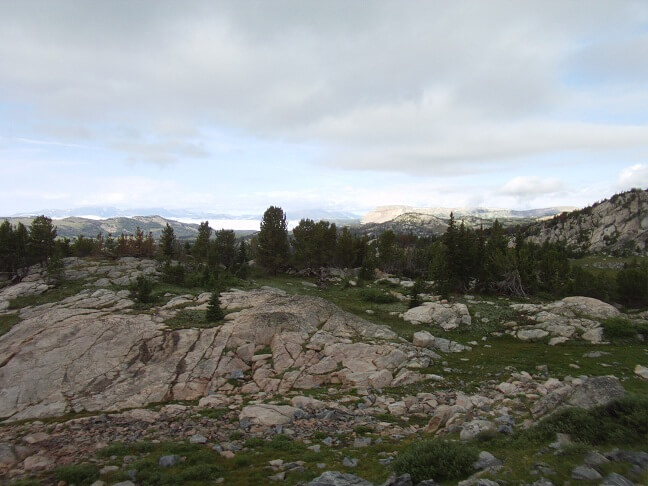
[361,205,576,224]
[8,206,360,223]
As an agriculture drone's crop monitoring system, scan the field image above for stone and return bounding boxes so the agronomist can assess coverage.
[459,420,495,441]
[291,396,326,411]
[353,437,372,448]
[634,364,648,380]
[571,465,602,480]
[342,457,359,468]
[600,472,635,486]
[403,302,471,330]
[1,287,428,421]
[473,451,502,470]
[387,401,407,417]
[112,482,136,486]
[100,465,120,475]
[22,453,54,471]
[368,369,393,389]
[413,331,471,353]
[532,376,624,418]
[159,455,180,468]
[584,451,609,466]
[381,474,413,486]
[189,434,208,444]
[307,471,372,486]
[239,404,302,426]
[517,329,549,341]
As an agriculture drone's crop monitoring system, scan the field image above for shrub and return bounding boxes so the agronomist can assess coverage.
[206,291,224,322]
[360,288,399,304]
[602,317,648,342]
[520,396,648,446]
[54,463,99,485]
[161,261,185,286]
[131,276,154,303]
[393,439,478,483]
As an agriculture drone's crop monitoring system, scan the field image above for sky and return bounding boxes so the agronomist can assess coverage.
[2,0,648,218]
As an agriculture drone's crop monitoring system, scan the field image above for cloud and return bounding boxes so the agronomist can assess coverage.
[1,1,648,172]
[618,164,648,189]
[500,176,564,197]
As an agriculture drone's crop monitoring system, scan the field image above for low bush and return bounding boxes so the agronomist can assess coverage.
[54,463,99,485]
[520,396,648,446]
[130,276,155,303]
[360,288,399,304]
[602,317,648,342]
[393,439,478,483]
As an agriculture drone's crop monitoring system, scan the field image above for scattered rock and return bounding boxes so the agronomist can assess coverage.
[307,471,372,486]
[571,465,602,480]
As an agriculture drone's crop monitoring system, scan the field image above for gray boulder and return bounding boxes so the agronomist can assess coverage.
[307,471,373,486]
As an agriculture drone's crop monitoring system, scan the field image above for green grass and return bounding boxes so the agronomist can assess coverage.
[8,280,86,309]
[54,463,99,485]
[164,309,221,330]
[92,435,402,486]
[601,317,648,342]
[0,313,20,337]
[393,439,478,483]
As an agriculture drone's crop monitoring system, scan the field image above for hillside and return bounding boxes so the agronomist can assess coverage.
[2,216,205,240]
[523,188,648,255]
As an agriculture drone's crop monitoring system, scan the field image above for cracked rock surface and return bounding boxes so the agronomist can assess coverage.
[0,287,437,422]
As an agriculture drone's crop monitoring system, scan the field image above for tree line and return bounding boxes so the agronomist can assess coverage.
[2,208,646,308]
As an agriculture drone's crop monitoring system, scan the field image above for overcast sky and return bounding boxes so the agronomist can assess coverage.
[2,0,648,216]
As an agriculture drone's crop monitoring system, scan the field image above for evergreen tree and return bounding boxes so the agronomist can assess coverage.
[335,227,355,268]
[28,215,57,265]
[215,229,236,269]
[192,221,212,263]
[206,290,224,322]
[235,240,249,279]
[257,206,289,275]
[160,223,176,258]
[0,220,15,274]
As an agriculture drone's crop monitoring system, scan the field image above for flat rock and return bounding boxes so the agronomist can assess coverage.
[403,302,471,330]
[307,471,372,486]
[239,404,302,426]
[0,287,433,421]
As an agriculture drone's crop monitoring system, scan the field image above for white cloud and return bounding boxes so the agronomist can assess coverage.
[618,164,648,190]
[500,176,564,197]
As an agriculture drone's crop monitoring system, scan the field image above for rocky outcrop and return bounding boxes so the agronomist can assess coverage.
[508,296,619,344]
[531,376,625,418]
[403,302,471,330]
[0,288,437,421]
[525,189,648,254]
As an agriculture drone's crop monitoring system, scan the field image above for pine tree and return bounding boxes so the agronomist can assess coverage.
[160,223,176,258]
[192,221,212,263]
[206,290,224,322]
[28,215,57,265]
[257,206,289,275]
[215,229,236,269]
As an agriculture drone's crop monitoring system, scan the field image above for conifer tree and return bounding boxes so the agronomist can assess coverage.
[28,215,57,265]
[257,206,289,275]
[160,223,176,258]
[192,221,212,263]
[206,290,224,322]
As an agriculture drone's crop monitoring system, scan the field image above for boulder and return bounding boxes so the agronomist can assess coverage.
[307,471,372,486]
[239,404,302,426]
[403,302,471,330]
[634,364,648,380]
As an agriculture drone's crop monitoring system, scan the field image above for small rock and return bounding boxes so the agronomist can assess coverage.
[584,451,609,466]
[158,455,180,468]
[635,364,648,380]
[353,437,372,448]
[571,465,602,480]
[381,474,413,486]
[269,459,284,467]
[100,465,120,474]
[473,451,502,470]
[189,434,208,444]
[270,471,286,481]
[343,457,359,468]
[600,472,634,486]
[307,471,372,485]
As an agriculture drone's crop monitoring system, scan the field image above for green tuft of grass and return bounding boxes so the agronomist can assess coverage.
[0,313,20,337]
[602,317,648,342]
[54,463,99,485]
[393,439,478,483]
[360,288,399,304]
